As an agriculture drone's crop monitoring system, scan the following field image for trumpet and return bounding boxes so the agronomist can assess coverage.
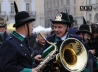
[37,32,57,72]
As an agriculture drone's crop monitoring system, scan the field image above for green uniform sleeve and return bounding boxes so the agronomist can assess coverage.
[94,62,98,70]
[20,68,32,72]
[83,68,89,72]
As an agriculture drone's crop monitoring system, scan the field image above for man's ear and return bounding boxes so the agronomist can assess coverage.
[24,24,27,30]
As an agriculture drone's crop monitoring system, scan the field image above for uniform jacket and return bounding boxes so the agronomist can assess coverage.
[88,37,98,57]
[0,32,9,48]
[27,33,37,48]
[32,41,44,57]
[0,32,10,72]
[43,34,85,51]
[68,27,78,34]
[31,41,44,68]
[0,31,33,72]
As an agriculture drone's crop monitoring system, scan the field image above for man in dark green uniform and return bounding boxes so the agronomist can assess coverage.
[0,6,42,72]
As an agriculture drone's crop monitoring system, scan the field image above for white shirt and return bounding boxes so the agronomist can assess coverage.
[61,34,67,41]
[19,34,26,38]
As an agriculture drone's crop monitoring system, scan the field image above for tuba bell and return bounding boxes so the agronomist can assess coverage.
[59,38,88,72]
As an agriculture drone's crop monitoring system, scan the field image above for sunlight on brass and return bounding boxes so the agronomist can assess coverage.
[59,38,88,72]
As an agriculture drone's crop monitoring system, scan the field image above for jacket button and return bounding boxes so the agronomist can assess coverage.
[25,54,26,56]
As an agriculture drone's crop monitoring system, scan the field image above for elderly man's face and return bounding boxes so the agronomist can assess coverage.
[53,23,68,38]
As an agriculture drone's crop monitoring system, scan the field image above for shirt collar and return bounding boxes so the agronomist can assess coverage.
[19,34,26,38]
[61,34,67,41]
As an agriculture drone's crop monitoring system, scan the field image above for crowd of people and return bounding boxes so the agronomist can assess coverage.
[0,2,98,72]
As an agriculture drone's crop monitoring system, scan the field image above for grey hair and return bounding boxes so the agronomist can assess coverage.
[37,30,47,37]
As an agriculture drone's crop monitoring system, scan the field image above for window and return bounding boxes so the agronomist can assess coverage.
[66,0,70,6]
[44,3,46,10]
[11,3,14,14]
[0,3,1,13]
[26,3,30,12]
[47,11,49,18]
[47,2,48,9]
[89,0,91,5]
[61,0,63,6]
[54,0,56,7]
[74,0,76,4]
[74,7,76,15]
[57,0,59,7]
[45,12,47,18]
[48,10,51,18]
[50,1,52,9]
[89,14,91,21]
[50,11,52,18]
[53,10,55,18]
[48,1,50,9]
[64,7,67,13]
[52,11,54,18]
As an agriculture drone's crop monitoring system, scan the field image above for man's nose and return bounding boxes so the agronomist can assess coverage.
[54,28,58,31]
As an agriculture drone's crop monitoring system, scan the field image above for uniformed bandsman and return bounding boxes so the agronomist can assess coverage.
[0,9,41,72]
[42,12,97,72]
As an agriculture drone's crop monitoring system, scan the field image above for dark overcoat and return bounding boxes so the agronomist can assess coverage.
[0,31,33,72]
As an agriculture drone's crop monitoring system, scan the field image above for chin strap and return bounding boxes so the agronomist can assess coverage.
[82,33,85,42]
[26,24,30,37]
[62,25,69,37]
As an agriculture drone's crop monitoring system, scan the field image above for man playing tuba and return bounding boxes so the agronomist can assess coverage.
[42,12,97,72]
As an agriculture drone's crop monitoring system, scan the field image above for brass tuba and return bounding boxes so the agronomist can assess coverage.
[59,38,88,72]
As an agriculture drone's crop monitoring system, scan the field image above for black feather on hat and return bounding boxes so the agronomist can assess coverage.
[13,1,35,27]
[83,17,86,24]
[14,1,18,14]
[50,12,71,27]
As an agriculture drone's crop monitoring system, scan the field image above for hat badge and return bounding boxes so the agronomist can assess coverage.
[55,13,62,21]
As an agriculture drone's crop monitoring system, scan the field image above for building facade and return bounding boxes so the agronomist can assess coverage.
[35,0,45,27]
[84,0,98,24]
[0,0,36,26]
[44,0,84,28]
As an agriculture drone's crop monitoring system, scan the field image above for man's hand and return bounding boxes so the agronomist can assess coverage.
[32,67,38,72]
[34,55,43,61]
[89,49,95,55]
